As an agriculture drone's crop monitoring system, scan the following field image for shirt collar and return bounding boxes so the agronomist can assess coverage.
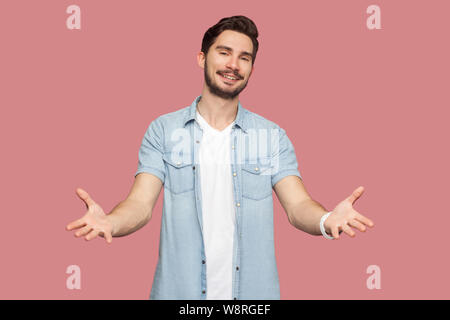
[183,95,248,133]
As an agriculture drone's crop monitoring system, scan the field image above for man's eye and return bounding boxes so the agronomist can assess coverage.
[241,57,249,61]
[220,52,227,55]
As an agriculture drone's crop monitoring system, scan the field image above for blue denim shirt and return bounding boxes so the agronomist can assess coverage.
[135,96,301,300]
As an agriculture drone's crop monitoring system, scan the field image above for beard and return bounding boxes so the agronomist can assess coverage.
[204,59,249,100]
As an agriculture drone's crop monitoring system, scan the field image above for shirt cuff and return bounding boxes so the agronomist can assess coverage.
[271,169,302,187]
[135,166,165,184]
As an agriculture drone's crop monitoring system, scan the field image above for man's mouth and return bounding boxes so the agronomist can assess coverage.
[218,72,241,82]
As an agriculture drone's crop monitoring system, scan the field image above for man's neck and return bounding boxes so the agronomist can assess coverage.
[197,90,239,131]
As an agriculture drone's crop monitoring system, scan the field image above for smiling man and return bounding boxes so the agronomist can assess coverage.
[66,15,374,300]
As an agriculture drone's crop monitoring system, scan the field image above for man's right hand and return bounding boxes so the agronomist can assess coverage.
[66,188,114,244]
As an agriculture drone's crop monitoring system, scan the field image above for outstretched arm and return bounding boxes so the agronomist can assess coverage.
[273,176,374,239]
[66,172,163,243]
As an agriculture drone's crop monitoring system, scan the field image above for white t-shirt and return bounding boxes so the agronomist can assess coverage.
[196,110,236,300]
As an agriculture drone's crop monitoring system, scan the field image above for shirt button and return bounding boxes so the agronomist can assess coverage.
[176,162,181,166]
[202,260,205,264]
[255,167,259,171]
[232,145,235,149]
[236,266,239,271]
[233,172,237,177]
[196,140,200,143]
[202,290,206,294]
[236,202,240,207]
[234,297,237,300]
[193,166,196,170]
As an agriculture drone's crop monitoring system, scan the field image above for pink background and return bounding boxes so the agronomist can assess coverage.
[1,0,449,299]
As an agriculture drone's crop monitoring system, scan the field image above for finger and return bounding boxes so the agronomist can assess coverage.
[74,225,93,237]
[355,213,374,227]
[348,219,366,232]
[103,231,113,244]
[331,225,340,239]
[76,187,95,209]
[347,186,364,205]
[66,218,86,231]
[342,224,356,238]
[85,229,99,241]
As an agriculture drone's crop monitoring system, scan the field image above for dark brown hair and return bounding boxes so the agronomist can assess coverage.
[201,15,259,64]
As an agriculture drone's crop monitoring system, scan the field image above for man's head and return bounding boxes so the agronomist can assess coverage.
[198,16,259,100]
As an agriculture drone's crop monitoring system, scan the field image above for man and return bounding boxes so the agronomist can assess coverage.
[66,15,374,300]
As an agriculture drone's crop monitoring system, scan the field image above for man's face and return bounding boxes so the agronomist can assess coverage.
[201,30,254,100]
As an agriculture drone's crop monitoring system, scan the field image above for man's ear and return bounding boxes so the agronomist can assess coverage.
[197,52,205,69]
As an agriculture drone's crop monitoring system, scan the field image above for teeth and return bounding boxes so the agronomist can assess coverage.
[222,74,237,80]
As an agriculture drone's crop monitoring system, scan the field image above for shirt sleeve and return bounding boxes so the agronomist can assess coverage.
[134,118,166,183]
[271,127,302,187]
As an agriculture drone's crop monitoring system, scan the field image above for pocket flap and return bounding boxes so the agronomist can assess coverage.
[241,160,272,175]
[163,153,193,168]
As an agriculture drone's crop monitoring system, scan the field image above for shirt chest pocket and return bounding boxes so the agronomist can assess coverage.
[162,153,195,194]
[241,161,273,200]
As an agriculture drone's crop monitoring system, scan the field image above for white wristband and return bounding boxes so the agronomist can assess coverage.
[320,211,334,240]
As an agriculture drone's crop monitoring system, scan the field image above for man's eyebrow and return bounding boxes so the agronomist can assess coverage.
[215,45,253,58]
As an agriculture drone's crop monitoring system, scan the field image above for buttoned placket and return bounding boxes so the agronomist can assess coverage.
[192,120,208,299]
[230,126,242,300]
[191,103,244,300]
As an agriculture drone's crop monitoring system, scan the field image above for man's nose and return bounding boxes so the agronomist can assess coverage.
[225,56,240,73]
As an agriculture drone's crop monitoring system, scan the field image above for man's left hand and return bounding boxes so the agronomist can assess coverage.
[324,186,374,239]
